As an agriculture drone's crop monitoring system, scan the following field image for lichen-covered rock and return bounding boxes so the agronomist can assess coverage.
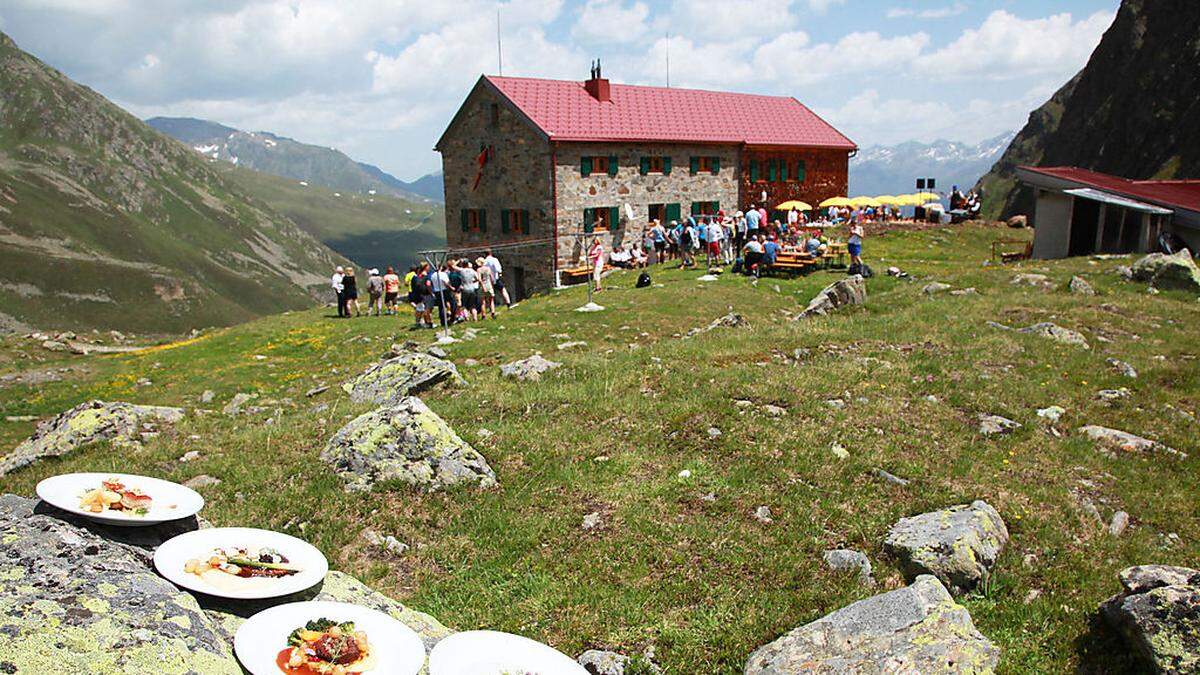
[823,548,874,584]
[922,282,952,295]
[342,351,463,406]
[1099,565,1200,674]
[1131,248,1200,291]
[1017,322,1090,349]
[577,649,663,675]
[321,397,497,492]
[685,312,749,337]
[1011,273,1051,287]
[0,400,184,476]
[798,275,866,318]
[1079,425,1187,459]
[744,575,1000,674]
[1069,275,1096,295]
[0,494,240,674]
[883,500,1009,595]
[499,354,562,381]
[978,414,1021,436]
[1107,358,1138,378]
[222,392,259,415]
[204,570,452,657]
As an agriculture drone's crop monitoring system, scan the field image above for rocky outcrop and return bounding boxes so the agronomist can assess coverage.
[744,575,1000,673]
[342,351,462,406]
[321,397,497,492]
[1079,425,1187,459]
[1016,322,1090,349]
[1099,565,1200,674]
[685,312,749,337]
[1069,275,1096,295]
[797,275,866,318]
[0,494,239,673]
[0,400,184,477]
[883,501,1009,595]
[500,354,562,382]
[1131,249,1200,291]
[577,649,663,675]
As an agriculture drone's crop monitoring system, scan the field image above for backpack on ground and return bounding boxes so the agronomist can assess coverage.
[636,271,652,288]
[848,262,874,278]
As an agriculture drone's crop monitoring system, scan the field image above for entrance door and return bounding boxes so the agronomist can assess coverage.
[1068,198,1100,257]
[512,266,526,301]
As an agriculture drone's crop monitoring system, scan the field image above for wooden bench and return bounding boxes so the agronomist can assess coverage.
[767,252,816,276]
[558,264,613,286]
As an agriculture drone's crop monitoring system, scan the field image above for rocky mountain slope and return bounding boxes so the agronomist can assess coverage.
[977,0,1200,219]
[0,31,344,334]
[147,116,439,203]
[849,132,1014,198]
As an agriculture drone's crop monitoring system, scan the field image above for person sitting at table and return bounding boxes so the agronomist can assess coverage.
[743,235,764,276]
[630,244,647,268]
[609,245,633,269]
[805,231,824,256]
[763,235,780,268]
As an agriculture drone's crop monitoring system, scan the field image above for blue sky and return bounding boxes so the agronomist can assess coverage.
[0,0,1119,180]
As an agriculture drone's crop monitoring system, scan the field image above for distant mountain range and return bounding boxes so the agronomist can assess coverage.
[977,0,1200,219]
[146,117,444,203]
[0,31,344,333]
[849,132,1015,198]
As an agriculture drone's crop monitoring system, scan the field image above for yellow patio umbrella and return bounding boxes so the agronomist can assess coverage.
[820,196,853,208]
[849,196,882,208]
[875,195,900,205]
[914,191,940,202]
[895,194,924,206]
[775,200,813,211]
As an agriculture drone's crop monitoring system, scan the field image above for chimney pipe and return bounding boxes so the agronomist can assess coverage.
[585,59,610,102]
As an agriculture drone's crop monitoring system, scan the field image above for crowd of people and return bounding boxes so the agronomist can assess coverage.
[329,250,513,328]
[584,203,866,280]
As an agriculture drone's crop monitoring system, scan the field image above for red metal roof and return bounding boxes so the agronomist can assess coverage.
[483,75,856,150]
[1021,166,1200,213]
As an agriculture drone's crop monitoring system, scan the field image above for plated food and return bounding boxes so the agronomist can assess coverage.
[156,528,328,600]
[427,631,588,675]
[278,617,375,674]
[36,472,204,526]
[234,601,424,675]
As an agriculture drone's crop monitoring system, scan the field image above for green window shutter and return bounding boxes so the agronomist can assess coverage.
[711,156,720,173]
[640,157,650,175]
[691,202,700,216]
[479,210,487,232]
[663,156,672,175]
[749,161,759,182]
[608,155,618,177]
[581,156,592,177]
[796,160,806,183]
[780,160,788,182]
[460,209,469,232]
[610,206,620,227]
[689,156,699,175]
[767,160,777,182]
[665,203,681,222]
[500,209,510,233]
[583,208,594,233]
[522,210,533,235]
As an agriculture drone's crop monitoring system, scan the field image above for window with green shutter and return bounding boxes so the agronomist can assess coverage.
[478,210,487,232]
[663,156,672,175]
[640,157,650,175]
[711,156,720,173]
[689,156,700,175]
[691,202,700,216]
[749,160,759,182]
[665,203,681,222]
[767,159,777,182]
[780,160,788,182]
[609,206,620,227]
[583,208,594,233]
[796,160,806,183]
[460,209,469,232]
[607,155,618,177]
[581,157,593,177]
[500,209,510,233]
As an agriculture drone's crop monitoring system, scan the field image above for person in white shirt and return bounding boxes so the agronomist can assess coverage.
[706,219,723,266]
[330,266,345,317]
[482,250,511,307]
[430,264,452,327]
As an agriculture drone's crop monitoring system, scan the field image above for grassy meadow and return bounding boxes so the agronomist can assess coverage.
[0,223,1196,673]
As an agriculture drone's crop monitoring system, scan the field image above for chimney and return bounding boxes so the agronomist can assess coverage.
[585,59,610,103]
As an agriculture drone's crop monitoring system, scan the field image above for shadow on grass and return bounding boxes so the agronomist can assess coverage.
[1073,612,1152,674]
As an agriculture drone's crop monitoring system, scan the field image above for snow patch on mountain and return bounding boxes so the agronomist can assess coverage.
[850,131,1015,196]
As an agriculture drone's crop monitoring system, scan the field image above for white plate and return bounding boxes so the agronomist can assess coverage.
[429,630,588,675]
[154,527,329,600]
[235,600,425,675]
[36,472,204,526]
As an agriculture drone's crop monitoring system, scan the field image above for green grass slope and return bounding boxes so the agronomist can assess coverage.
[0,224,1196,673]
[213,163,445,271]
[0,31,345,334]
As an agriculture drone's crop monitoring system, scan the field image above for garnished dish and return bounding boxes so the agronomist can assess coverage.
[276,618,376,674]
[185,546,301,581]
[78,477,153,515]
[234,601,424,675]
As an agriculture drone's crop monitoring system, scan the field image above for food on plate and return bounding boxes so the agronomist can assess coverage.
[276,618,375,674]
[184,546,300,580]
[78,477,152,515]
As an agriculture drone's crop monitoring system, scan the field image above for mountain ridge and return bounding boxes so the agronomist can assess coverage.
[849,132,1014,197]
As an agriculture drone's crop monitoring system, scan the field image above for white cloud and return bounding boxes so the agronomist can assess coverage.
[806,0,847,13]
[668,0,797,38]
[913,9,1114,80]
[756,30,930,85]
[573,0,650,43]
[887,3,966,20]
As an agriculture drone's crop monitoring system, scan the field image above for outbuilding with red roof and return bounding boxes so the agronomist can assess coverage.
[435,67,857,293]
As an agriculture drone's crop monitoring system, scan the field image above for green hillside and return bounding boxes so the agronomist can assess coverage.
[212,163,445,271]
[0,31,345,334]
[1,223,1195,673]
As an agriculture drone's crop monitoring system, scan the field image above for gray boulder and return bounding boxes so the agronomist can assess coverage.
[1099,565,1200,674]
[1107,358,1138,378]
[883,500,1009,595]
[321,396,497,492]
[1017,322,1090,349]
[744,575,1000,674]
[823,548,874,584]
[500,354,563,381]
[222,392,259,415]
[798,275,866,318]
[1011,273,1050,287]
[1069,275,1096,295]
[685,312,749,337]
[342,351,462,406]
[577,649,663,675]
[0,494,240,673]
[1079,425,1187,459]
[1131,248,1200,291]
[922,282,952,295]
[0,400,184,477]
[978,414,1021,436]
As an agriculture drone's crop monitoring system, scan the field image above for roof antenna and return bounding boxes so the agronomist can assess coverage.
[496,8,503,76]
[665,32,670,87]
